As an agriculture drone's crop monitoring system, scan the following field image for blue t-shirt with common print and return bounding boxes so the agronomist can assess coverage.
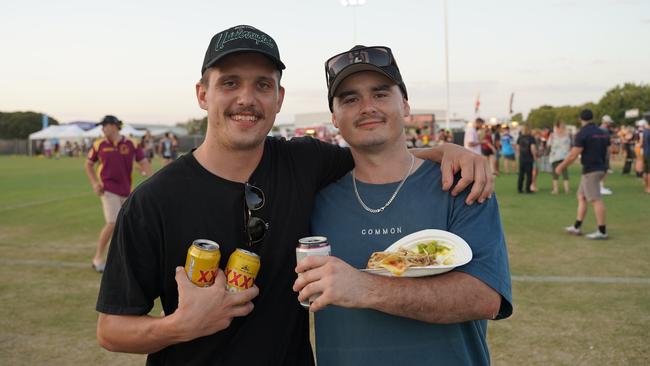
[311,160,512,366]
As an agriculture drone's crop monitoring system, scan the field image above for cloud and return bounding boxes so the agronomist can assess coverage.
[641,18,650,24]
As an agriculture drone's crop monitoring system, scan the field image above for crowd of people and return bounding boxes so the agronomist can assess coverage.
[37,138,88,159]
[462,111,650,240]
[138,131,180,165]
[34,130,180,164]
[463,116,649,194]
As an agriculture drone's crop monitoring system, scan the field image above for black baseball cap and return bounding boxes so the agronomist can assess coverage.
[580,109,594,122]
[201,25,286,75]
[97,115,122,128]
[326,45,408,112]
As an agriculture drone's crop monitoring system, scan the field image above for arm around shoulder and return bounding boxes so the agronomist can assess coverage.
[412,144,494,204]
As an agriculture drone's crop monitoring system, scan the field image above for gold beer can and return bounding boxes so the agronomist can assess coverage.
[225,248,261,292]
[185,239,221,287]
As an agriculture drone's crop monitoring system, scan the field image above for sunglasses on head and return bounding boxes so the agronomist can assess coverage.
[325,46,395,89]
[244,182,269,246]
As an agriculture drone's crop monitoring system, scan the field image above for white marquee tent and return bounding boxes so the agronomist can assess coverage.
[27,123,159,155]
[28,125,85,140]
[28,124,86,156]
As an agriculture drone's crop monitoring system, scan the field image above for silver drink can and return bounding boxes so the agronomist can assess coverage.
[296,236,331,307]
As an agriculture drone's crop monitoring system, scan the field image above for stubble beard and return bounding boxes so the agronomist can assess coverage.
[353,135,389,154]
[228,133,267,151]
[213,113,270,152]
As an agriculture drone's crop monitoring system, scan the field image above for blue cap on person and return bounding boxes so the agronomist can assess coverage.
[201,25,286,76]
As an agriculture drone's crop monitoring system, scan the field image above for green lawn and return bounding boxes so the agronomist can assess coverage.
[0,155,648,365]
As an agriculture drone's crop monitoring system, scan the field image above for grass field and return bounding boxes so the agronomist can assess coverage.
[1,155,648,365]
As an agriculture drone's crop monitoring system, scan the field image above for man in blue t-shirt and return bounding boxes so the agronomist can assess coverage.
[293,45,512,366]
[556,109,610,239]
[500,126,516,174]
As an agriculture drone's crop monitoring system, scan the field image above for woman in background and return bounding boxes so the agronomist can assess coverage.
[548,121,572,194]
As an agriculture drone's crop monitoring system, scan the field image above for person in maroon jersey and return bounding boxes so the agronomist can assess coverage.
[85,115,152,272]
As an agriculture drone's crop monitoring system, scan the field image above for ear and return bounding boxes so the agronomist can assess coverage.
[276,85,285,113]
[331,113,339,129]
[402,98,411,118]
[196,82,208,111]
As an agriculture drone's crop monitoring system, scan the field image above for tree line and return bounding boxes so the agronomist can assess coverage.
[524,83,650,129]
[0,111,59,139]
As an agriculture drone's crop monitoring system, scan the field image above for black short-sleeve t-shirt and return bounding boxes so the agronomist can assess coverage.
[96,137,353,365]
[574,123,610,173]
[516,135,536,163]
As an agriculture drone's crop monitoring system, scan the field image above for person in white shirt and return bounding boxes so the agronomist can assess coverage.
[464,118,483,154]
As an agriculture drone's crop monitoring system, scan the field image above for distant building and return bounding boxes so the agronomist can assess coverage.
[293,112,336,140]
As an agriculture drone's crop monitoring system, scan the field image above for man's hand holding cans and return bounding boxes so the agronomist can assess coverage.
[170,266,258,341]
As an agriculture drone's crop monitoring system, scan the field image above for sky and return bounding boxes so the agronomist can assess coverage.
[1,0,649,126]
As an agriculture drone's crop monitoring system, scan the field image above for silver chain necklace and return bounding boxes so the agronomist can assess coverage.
[352,154,415,214]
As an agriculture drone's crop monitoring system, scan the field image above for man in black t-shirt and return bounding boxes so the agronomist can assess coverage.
[516,124,537,193]
[556,109,610,239]
[94,25,495,366]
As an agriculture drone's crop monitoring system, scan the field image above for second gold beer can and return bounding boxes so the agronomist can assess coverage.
[225,248,261,292]
[185,239,221,287]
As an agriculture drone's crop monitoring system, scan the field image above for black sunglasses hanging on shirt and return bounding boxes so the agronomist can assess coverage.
[244,182,269,246]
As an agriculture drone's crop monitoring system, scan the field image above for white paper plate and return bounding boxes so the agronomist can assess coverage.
[361,229,473,277]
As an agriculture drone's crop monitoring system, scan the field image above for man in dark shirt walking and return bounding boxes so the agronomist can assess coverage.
[556,109,610,239]
[516,124,537,193]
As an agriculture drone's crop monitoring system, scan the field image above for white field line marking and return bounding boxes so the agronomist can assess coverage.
[512,275,650,285]
[0,259,90,269]
[0,193,90,213]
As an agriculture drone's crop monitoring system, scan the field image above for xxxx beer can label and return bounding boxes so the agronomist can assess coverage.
[225,248,260,292]
[185,239,221,287]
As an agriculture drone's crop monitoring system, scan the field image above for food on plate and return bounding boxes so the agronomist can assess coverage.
[368,252,408,276]
[366,240,455,276]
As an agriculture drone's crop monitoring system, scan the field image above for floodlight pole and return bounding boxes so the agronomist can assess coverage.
[341,0,366,44]
[443,0,451,131]
[353,6,357,44]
